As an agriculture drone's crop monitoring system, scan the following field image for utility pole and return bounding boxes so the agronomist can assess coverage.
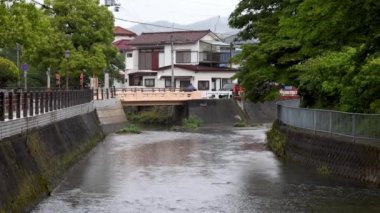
[16,43,21,88]
[171,35,174,91]
[46,67,51,90]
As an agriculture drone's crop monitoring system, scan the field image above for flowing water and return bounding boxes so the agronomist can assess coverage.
[33,126,380,212]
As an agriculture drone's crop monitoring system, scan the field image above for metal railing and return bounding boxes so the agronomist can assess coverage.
[0,90,93,121]
[277,100,380,140]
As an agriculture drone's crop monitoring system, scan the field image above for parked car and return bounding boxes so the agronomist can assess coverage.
[219,83,245,99]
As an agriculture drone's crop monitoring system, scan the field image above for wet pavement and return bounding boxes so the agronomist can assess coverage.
[33,126,380,212]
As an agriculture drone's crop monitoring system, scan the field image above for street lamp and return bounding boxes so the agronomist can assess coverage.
[64,50,71,90]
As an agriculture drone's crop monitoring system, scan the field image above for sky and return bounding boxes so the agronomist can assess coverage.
[111,0,241,28]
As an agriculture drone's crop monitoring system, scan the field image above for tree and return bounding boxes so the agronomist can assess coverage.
[229,0,380,113]
[0,57,18,88]
[43,0,117,84]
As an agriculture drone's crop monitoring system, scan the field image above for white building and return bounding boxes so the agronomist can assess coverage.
[124,30,238,91]
[112,26,137,88]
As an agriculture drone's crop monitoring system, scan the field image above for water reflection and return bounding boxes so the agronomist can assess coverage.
[33,128,380,212]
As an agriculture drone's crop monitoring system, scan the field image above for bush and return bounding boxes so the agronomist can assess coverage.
[0,57,18,88]
[182,117,202,129]
[117,124,141,134]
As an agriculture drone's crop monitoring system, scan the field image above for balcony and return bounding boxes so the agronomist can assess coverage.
[175,51,231,65]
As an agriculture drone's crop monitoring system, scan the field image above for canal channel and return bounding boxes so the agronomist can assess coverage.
[33,126,380,212]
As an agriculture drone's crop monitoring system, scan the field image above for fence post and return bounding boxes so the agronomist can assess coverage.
[329,111,332,136]
[106,88,109,99]
[40,91,44,114]
[45,92,49,112]
[16,92,21,118]
[29,92,34,116]
[313,110,316,134]
[0,92,4,121]
[8,92,13,120]
[352,114,356,142]
[35,92,39,115]
[23,92,28,118]
[101,88,104,100]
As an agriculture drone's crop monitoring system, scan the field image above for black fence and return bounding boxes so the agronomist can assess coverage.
[93,86,116,100]
[0,90,93,121]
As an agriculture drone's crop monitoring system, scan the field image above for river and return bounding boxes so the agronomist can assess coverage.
[33,126,380,212]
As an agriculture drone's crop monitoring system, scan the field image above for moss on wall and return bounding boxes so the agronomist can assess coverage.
[266,120,286,157]
[0,112,104,213]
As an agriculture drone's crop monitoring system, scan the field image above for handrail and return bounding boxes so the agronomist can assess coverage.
[277,100,380,141]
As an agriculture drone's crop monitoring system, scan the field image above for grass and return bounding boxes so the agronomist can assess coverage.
[128,110,171,124]
[182,117,202,129]
[117,124,141,134]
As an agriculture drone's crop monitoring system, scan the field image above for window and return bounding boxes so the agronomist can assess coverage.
[198,81,210,91]
[222,78,232,87]
[165,79,172,88]
[126,53,132,58]
[138,51,152,70]
[145,79,155,87]
[180,80,190,89]
[176,51,191,63]
[129,76,142,86]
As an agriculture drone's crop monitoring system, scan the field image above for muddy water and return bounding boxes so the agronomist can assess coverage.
[33,127,380,212]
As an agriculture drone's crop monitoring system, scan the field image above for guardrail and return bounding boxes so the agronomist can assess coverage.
[277,100,380,140]
[0,90,93,121]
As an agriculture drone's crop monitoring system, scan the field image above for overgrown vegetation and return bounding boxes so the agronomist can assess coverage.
[233,121,247,127]
[229,0,380,113]
[317,165,331,175]
[117,124,141,134]
[266,121,286,157]
[182,117,202,129]
[127,109,172,124]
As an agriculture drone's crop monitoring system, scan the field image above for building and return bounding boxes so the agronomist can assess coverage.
[124,30,238,91]
[112,26,137,87]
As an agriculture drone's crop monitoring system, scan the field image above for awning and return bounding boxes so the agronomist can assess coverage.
[201,40,230,46]
[128,71,157,77]
[160,75,194,80]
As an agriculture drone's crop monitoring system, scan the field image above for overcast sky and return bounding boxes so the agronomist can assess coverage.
[112,0,240,28]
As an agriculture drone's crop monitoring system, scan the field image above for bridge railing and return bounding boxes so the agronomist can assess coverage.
[277,100,380,141]
[0,90,93,121]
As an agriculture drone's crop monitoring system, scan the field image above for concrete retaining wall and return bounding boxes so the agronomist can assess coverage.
[0,111,104,212]
[187,99,245,124]
[243,100,277,123]
[277,124,380,185]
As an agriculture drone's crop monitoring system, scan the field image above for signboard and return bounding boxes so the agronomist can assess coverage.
[21,63,28,78]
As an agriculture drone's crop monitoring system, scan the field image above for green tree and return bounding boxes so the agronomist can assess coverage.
[0,57,18,88]
[229,0,380,112]
[44,0,116,86]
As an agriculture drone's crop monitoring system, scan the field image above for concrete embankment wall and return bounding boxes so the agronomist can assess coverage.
[272,123,380,185]
[0,111,104,212]
[96,99,127,133]
[187,99,245,124]
[243,100,277,123]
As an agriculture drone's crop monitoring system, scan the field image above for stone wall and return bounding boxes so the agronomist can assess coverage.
[274,124,380,186]
[0,111,104,212]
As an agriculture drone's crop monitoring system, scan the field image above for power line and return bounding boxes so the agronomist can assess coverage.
[115,17,238,36]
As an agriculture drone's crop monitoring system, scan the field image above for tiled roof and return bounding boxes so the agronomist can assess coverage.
[129,30,211,46]
[157,64,237,72]
[114,26,137,37]
[113,39,133,51]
